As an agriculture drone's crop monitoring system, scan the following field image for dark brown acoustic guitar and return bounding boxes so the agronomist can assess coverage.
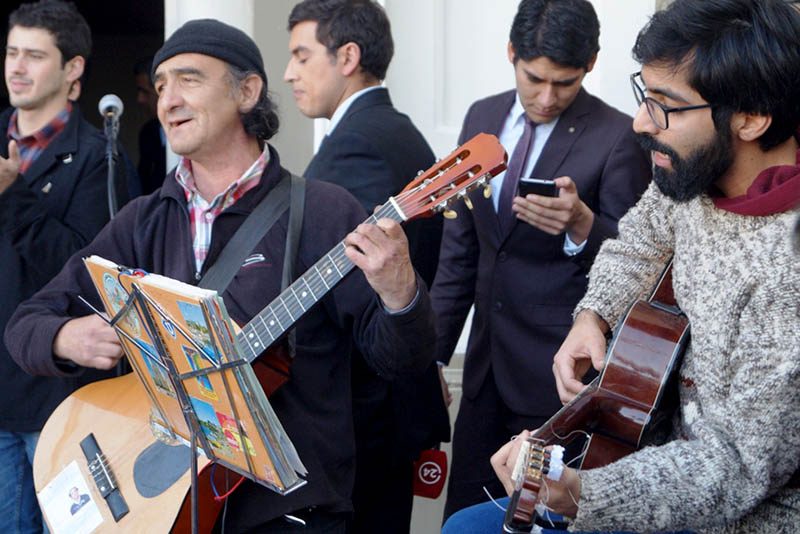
[504,265,690,533]
[33,133,508,533]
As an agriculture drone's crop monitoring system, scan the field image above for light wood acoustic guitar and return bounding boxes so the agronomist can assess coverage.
[34,133,508,533]
[503,265,690,533]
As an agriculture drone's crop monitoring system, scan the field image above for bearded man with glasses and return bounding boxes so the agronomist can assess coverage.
[446,0,800,532]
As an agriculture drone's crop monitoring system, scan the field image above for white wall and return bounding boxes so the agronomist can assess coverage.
[384,0,656,158]
[253,0,316,175]
[583,0,655,116]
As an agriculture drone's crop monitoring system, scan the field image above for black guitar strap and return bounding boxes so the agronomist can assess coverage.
[199,170,306,355]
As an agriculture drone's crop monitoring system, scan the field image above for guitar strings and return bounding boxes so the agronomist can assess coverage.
[482,485,508,512]
[536,434,591,525]
[539,482,559,528]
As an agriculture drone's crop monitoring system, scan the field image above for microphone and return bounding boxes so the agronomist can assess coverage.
[98,94,124,120]
[98,94,124,219]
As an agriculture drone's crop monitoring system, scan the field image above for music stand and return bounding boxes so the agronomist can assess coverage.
[84,258,307,532]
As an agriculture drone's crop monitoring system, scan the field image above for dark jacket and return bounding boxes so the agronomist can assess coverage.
[304,87,449,457]
[5,146,436,525]
[137,117,166,195]
[0,105,122,432]
[431,88,652,417]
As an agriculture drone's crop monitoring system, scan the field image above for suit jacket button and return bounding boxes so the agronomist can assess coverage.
[494,301,503,311]
[497,252,507,262]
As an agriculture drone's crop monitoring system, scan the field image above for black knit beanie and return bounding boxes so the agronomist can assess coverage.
[152,19,267,89]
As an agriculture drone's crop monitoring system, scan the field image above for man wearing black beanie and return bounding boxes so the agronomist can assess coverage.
[6,17,437,533]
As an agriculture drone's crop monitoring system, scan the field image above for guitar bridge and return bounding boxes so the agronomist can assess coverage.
[80,433,129,522]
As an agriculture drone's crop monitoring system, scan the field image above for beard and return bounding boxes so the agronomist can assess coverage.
[636,128,734,202]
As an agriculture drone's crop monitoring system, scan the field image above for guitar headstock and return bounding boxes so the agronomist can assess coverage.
[392,133,507,221]
[504,438,565,533]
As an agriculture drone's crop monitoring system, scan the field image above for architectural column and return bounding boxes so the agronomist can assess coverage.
[164,0,254,38]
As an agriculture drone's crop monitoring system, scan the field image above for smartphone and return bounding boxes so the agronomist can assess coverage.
[518,178,558,198]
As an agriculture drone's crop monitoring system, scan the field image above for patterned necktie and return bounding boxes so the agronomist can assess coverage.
[498,117,535,231]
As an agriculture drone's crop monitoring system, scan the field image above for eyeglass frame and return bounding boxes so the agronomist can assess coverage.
[630,71,712,130]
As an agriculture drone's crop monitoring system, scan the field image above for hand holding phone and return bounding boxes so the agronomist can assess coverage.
[518,178,558,198]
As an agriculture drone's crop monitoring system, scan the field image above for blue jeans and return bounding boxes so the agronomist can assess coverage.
[0,430,47,533]
[442,497,655,534]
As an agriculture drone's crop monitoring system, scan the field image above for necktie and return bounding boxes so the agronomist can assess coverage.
[498,118,535,231]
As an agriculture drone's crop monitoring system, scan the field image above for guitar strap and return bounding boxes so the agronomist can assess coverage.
[199,170,306,356]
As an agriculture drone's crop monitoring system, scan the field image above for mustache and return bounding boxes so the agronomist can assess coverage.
[635,133,679,161]
[165,111,192,122]
[7,76,32,84]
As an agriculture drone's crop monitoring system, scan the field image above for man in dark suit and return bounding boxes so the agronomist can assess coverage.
[284,1,449,532]
[432,0,652,520]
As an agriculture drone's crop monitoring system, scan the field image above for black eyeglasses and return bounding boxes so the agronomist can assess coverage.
[630,72,711,130]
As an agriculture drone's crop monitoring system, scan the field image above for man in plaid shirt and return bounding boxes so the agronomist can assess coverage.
[0,1,125,532]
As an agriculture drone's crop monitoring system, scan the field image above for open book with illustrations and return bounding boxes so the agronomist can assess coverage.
[84,255,307,495]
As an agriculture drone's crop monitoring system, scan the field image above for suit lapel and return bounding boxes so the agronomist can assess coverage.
[500,88,592,242]
[484,91,516,137]
[529,88,591,181]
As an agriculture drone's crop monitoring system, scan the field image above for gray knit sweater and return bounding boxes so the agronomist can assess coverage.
[571,182,800,533]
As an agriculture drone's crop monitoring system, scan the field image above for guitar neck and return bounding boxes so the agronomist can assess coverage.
[236,202,403,364]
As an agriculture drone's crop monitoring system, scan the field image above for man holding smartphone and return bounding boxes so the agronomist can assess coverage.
[431,0,651,520]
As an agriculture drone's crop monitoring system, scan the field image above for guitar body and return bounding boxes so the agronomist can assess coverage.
[579,298,689,468]
[504,266,690,532]
[34,373,225,533]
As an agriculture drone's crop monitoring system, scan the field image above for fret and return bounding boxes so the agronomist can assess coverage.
[257,314,277,342]
[301,277,316,300]
[240,327,257,358]
[278,295,296,322]
[374,206,397,222]
[244,324,266,352]
[329,253,345,278]
[290,285,307,312]
[268,307,285,331]
[314,264,331,290]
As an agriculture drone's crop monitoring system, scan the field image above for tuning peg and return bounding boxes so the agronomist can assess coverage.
[463,196,473,210]
[417,169,424,176]
[443,209,458,219]
[483,185,492,198]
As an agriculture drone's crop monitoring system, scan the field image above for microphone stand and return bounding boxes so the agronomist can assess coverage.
[104,112,125,379]
[103,113,120,218]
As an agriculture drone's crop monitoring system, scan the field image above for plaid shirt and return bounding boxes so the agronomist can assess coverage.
[175,146,269,274]
[7,102,72,174]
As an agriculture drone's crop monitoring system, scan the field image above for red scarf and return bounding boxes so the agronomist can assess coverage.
[713,148,800,216]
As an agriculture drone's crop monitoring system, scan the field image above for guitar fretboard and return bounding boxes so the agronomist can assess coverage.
[236,201,403,363]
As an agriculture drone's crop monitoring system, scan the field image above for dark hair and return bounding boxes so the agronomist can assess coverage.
[133,56,153,77]
[288,0,393,80]
[8,0,91,65]
[633,0,800,150]
[509,0,599,69]
[226,65,280,141]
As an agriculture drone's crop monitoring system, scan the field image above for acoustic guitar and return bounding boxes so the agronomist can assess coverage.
[33,133,508,533]
[503,265,690,533]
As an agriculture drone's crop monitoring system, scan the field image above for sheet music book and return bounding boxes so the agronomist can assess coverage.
[84,255,307,495]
